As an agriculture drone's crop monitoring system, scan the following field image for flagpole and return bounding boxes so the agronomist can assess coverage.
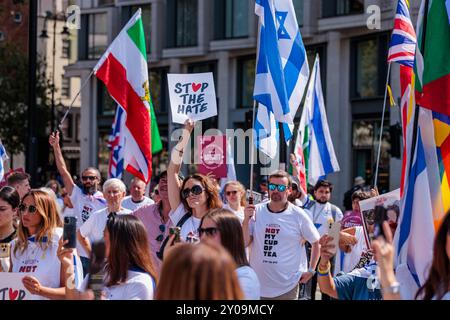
[249,100,257,201]
[58,69,95,131]
[374,62,392,188]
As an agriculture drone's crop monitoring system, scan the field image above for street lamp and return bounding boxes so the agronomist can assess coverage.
[39,11,70,133]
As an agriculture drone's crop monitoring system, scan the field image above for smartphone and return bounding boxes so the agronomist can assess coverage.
[63,216,77,249]
[88,241,106,300]
[169,227,181,244]
[328,221,341,255]
[372,205,388,240]
[0,243,10,259]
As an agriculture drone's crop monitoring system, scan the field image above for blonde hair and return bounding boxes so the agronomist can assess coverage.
[14,190,63,256]
[223,181,247,207]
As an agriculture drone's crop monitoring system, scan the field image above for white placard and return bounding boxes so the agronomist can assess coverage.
[167,72,217,124]
[0,273,31,300]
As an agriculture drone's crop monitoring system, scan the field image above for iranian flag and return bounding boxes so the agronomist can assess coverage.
[94,9,161,182]
[415,0,450,116]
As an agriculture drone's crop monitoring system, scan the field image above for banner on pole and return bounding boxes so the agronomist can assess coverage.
[168,73,217,124]
[197,135,227,179]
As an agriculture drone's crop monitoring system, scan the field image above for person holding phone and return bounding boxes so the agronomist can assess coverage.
[59,215,157,300]
[9,190,82,299]
[167,120,222,243]
[243,170,320,300]
[199,208,260,299]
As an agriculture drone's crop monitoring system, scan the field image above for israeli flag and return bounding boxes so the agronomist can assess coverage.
[254,0,309,157]
[0,141,9,183]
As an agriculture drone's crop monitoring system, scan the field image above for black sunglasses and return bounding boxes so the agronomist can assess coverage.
[82,176,97,181]
[155,224,165,242]
[226,190,238,196]
[181,185,204,199]
[19,204,37,214]
[198,227,218,237]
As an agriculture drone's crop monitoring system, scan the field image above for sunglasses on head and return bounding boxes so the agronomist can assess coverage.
[226,190,238,196]
[19,204,37,214]
[82,176,97,181]
[198,227,218,237]
[181,185,204,199]
[268,183,287,192]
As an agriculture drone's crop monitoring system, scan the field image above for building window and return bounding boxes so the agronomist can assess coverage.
[150,68,169,113]
[13,12,22,23]
[78,13,108,60]
[214,0,248,40]
[121,4,151,53]
[75,114,80,142]
[351,34,388,99]
[97,81,115,116]
[61,76,71,98]
[352,118,390,193]
[62,38,71,59]
[322,0,364,18]
[166,0,198,48]
[293,0,304,27]
[98,0,114,6]
[237,57,255,109]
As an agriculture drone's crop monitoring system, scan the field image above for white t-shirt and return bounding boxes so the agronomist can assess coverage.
[304,201,343,237]
[80,270,155,300]
[10,228,83,300]
[169,204,201,242]
[80,208,132,243]
[224,204,245,224]
[248,202,320,298]
[68,185,106,258]
[121,196,154,212]
[236,265,260,300]
[334,226,369,274]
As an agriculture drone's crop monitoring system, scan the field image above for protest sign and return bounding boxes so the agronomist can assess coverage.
[167,73,217,124]
[359,188,401,216]
[246,190,263,204]
[0,273,31,300]
[197,135,227,179]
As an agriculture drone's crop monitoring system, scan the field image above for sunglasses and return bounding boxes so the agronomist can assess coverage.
[155,224,166,242]
[19,204,37,214]
[226,190,238,196]
[198,227,218,237]
[268,183,287,192]
[181,185,204,199]
[82,176,97,181]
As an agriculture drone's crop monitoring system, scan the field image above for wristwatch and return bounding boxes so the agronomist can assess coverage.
[307,267,316,276]
[382,282,401,294]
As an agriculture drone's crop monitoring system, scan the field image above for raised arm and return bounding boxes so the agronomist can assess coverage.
[49,131,75,195]
[167,120,194,211]
[316,235,339,299]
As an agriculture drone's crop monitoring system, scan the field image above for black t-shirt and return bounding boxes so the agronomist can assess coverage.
[0,229,16,244]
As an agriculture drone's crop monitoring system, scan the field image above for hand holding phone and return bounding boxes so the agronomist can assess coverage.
[63,216,77,249]
[169,227,181,244]
[327,221,341,256]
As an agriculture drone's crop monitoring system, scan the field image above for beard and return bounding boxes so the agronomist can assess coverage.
[315,198,328,204]
[82,184,97,195]
[270,193,282,202]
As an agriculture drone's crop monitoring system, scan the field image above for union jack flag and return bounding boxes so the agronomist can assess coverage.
[387,0,417,67]
[108,105,126,179]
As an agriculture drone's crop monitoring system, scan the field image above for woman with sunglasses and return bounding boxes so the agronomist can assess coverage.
[167,120,222,242]
[199,208,260,299]
[59,215,158,300]
[156,241,243,299]
[9,190,82,299]
[0,186,20,272]
[223,181,246,223]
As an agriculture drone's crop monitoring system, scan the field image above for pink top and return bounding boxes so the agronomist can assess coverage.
[133,203,173,272]
[341,210,363,229]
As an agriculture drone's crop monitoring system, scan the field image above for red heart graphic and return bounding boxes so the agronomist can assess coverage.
[9,288,19,300]
[192,83,201,92]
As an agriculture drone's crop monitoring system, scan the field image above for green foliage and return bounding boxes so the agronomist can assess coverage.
[0,43,52,155]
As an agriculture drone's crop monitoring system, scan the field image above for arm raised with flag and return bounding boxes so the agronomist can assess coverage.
[49,131,75,195]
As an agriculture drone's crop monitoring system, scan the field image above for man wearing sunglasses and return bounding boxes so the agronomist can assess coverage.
[49,131,106,276]
[243,170,320,300]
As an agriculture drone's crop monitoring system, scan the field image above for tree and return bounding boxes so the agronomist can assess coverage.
[0,43,52,161]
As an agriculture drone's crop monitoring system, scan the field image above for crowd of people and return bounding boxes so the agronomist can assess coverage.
[0,120,449,301]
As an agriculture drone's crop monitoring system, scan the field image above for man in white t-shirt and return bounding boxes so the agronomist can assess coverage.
[243,170,320,300]
[49,131,106,276]
[122,177,154,212]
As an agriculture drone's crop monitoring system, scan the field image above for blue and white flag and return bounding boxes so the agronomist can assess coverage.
[220,137,238,189]
[0,141,8,183]
[254,0,309,157]
[298,55,339,185]
[108,105,126,179]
